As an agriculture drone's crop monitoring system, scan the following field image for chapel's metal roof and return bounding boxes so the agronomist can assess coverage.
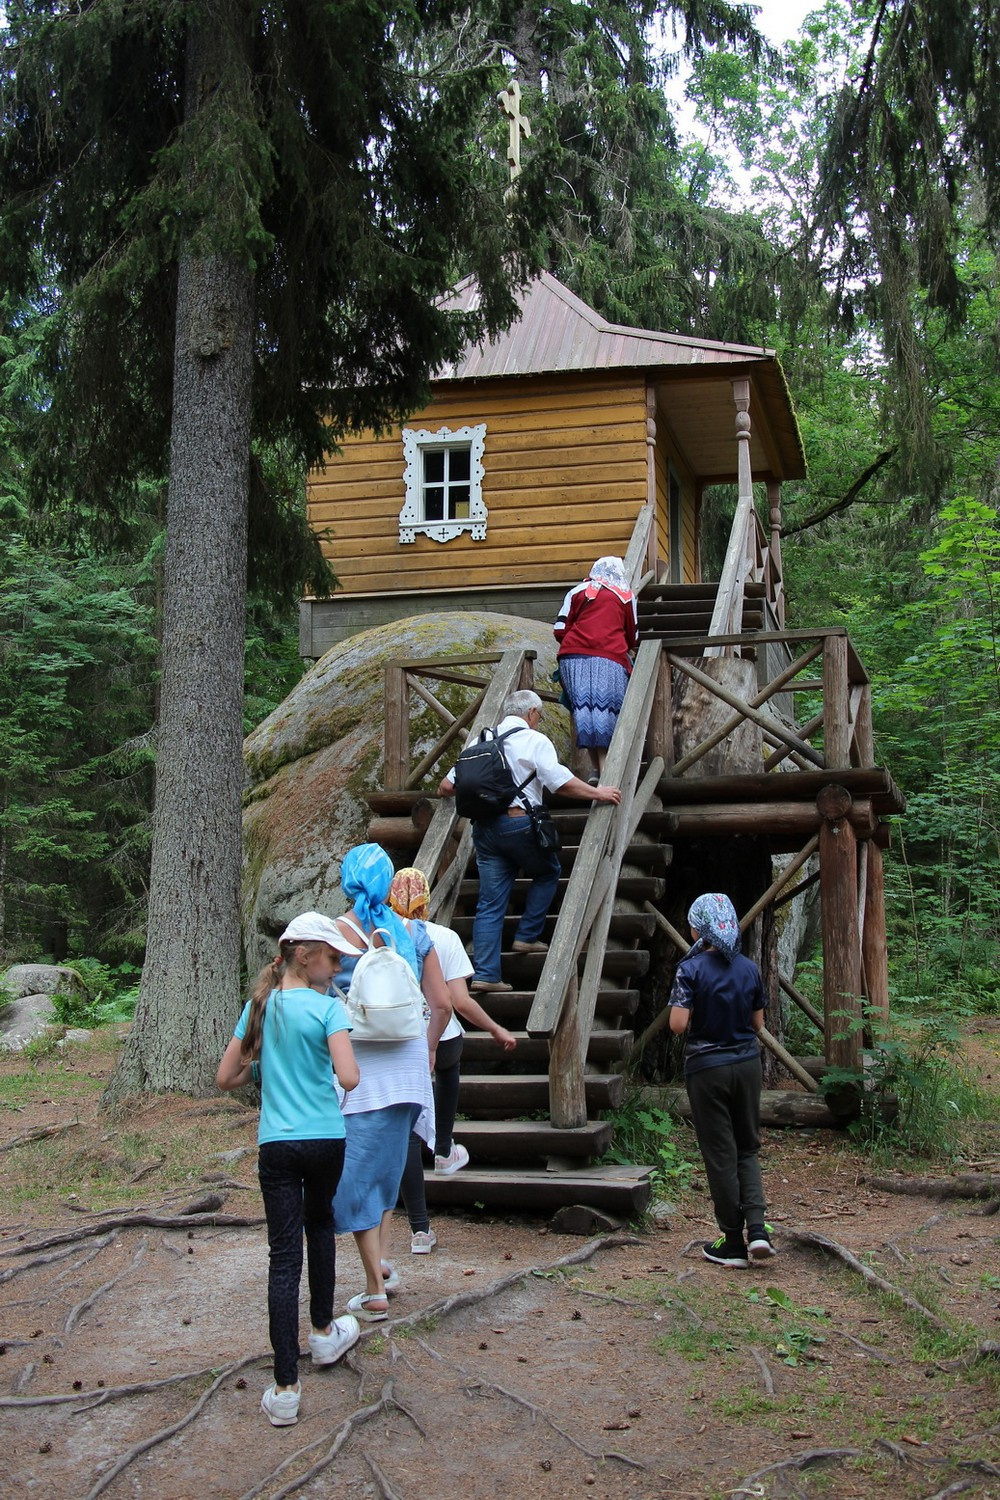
[435,271,806,481]
[436,270,778,379]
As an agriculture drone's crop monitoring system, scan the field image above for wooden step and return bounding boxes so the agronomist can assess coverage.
[423,1164,653,1215]
[457,1073,625,1114]
[640,609,764,636]
[460,1030,633,1068]
[458,874,665,903]
[459,988,639,1027]
[449,911,656,942]
[503,947,650,979]
[449,1118,613,1161]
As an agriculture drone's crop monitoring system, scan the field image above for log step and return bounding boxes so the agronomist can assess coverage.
[450,911,656,942]
[449,1118,613,1161]
[503,948,650,979]
[460,1030,633,1067]
[461,988,639,1027]
[457,1073,625,1115]
[458,875,665,903]
[422,1163,653,1215]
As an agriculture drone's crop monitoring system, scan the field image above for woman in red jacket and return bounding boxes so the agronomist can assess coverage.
[554,556,638,782]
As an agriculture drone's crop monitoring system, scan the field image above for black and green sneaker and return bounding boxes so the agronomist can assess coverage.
[702,1233,749,1268]
[747,1224,776,1260]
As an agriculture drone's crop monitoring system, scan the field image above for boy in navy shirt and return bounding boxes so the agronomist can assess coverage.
[669,893,776,1267]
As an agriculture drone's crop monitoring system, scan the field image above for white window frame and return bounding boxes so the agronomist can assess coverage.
[399,423,487,544]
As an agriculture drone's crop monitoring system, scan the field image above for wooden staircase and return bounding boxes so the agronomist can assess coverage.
[637,579,768,647]
[423,794,668,1217]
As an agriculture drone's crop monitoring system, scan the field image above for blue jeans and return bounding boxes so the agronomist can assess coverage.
[471,813,561,982]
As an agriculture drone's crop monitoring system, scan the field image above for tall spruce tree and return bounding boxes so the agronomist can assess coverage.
[1,0,547,1099]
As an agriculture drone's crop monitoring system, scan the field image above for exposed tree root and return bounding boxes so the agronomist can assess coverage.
[410,1331,646,1471]
[785,1227,952,1333]
[732,1447,861,1495]
[0,1209,264,1256]
[381,1233,640,1335]
[0,1354,270,1410]
[938,1342,1000,1370]
[0,1121,80,1153]
[748,1345,775,1394]
[365,1453,406,1500]
[0,1231,116,1285]
[833,1329,899,1363]
[865,1173,1000,1200]
[238,1380,417,1500]
[922,1482,976,1499]
[64,1238,147,1333]
[83,1353,263,1500]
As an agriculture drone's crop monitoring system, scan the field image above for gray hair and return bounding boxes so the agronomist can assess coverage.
[504,689,543,719]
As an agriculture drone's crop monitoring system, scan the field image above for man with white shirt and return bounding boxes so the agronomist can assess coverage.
[439,689,622,992]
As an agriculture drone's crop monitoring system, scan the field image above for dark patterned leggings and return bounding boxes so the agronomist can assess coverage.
[399,1033,463,1233]
[258,1137,346,1387]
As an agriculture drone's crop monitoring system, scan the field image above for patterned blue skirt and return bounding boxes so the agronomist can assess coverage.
[559,654,629,749]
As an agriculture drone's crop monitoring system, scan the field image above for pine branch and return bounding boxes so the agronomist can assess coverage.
[781,447,898,536]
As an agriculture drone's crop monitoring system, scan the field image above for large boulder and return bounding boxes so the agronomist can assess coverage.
[2,963,90,1003]
[242,612,566,975]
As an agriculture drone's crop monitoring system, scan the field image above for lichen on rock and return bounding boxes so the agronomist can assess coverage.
[241,611,565,973]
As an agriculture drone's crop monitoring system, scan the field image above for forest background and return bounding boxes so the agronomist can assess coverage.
[1,0,998,1100]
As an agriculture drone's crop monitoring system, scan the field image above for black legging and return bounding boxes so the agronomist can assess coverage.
[399,1033,463,1232]
[258,1137,346,1387]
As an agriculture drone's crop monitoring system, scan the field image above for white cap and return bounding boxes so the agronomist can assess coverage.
[278,911,357,956]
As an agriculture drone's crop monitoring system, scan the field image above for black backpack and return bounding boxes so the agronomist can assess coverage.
[452,726,536,821]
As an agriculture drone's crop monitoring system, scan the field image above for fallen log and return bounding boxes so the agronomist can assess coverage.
[646,1086,846,1129]
[864,1173,1000,1200]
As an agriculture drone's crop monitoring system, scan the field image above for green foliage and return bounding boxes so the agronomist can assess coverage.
[822,1004,993,1161]
[53,959,140,1028]
[744,1285,829,1367]
[0,529,157,961]
[602,1092,696,1191]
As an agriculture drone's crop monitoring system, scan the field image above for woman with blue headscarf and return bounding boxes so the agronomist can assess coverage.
[668,893,774,1269]
[331,845,450,1320]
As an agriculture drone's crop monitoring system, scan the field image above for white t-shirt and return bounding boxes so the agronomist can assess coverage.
[425,919,473,1042]
[446,714,574,810]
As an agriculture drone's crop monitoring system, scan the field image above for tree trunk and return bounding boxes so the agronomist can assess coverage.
[105,11,255,1105]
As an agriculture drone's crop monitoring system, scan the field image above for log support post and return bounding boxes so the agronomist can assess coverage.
[646,387,659,577]
[383,663,409,791]
[548,975,586,1129]
[818,783,863,1076]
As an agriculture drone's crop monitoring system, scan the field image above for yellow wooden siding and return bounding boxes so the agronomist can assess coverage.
[308,375,649,594]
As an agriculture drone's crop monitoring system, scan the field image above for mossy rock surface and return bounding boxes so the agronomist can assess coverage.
[242,612,565,972]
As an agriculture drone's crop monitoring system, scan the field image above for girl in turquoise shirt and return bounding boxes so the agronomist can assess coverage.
[218,912,360,1427]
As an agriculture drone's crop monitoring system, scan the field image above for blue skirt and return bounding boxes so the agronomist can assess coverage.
[559,655,628,748]
[332,1102,420,1234]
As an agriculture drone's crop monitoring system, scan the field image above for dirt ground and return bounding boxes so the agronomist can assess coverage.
[1,1024,999,1500]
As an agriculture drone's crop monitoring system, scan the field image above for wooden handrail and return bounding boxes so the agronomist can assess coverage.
[526,638,663,1043]
[623,502,655,590]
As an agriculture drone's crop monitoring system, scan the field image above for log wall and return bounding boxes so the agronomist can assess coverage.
[308,372,676,596]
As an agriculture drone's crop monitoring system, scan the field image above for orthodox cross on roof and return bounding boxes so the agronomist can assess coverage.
[497,80,531,183]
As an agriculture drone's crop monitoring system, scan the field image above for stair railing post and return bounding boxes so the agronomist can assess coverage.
[383,663,409,792]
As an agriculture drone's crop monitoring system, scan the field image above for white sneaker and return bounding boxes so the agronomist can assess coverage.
[308,1314,360,1366]
[410,1229,437,1254]
[434,1143,470,1175]
[261,1382,300,1426]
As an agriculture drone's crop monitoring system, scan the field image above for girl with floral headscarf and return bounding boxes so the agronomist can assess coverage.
[387,868,516,1253]
[330,845,450,1320]
[553,555,638,782]
[668,893,775,1269]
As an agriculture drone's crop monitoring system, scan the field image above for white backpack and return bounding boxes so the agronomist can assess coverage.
[336,920,426,1043]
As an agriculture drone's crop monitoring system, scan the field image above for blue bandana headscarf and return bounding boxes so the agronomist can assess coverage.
[687,892,741,962]
[340,843,419,975]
